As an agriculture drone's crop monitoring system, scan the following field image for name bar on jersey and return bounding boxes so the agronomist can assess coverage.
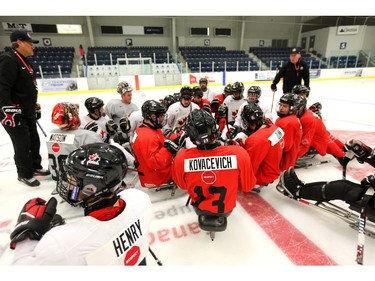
[184,155,238,172]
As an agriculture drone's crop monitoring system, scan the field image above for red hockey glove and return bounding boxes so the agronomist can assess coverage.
[344,139,372,163]
[1,104,22,127]
[10,197,57,249]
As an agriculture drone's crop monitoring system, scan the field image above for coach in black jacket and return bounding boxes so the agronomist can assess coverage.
[0,30,49,187]
[271,48,310,94]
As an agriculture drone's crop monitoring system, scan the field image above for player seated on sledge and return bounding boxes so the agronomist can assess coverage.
[172,109,256,220]
[10,143,152,265]
[277,138,375,218]
[293,93,347,167]
[132,100,186,188]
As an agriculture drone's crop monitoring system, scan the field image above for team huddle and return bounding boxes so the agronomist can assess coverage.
[6,79,375,265]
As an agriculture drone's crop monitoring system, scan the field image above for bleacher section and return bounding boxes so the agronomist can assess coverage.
[327,55,362,68]
[179,46,259,72]
[4,46,75,78]
[250,47,328,70]
[86,46,174,65]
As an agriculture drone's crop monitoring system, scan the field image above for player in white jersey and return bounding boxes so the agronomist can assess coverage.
[80,97,111,142]
[199,77,216,102]
[47,102,104,181]
[104,81,139,125]
[10,143,152,265]
[230,86,273,140]
[163,86,199,135]
[221,82,246,141]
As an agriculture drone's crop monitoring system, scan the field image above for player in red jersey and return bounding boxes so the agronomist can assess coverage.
[275,93,302,171]
[172,109,256,214]
[242,103,285,187]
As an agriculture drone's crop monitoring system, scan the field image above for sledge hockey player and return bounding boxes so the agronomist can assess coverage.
[210,83,232,119]
[162,86,200,136]
[274,93,303,171]
[10,143,152,265]
[132,100,186,188]
[294,95,347,167]
[229,85,273,141]
[192,86,211,113]
[199,77,216,102]
[221,81,247,142]
[277,138,375,217]
[172,109,256,217]
[48,102,134,182]
[80,97,111,143]
[241,103,285,188]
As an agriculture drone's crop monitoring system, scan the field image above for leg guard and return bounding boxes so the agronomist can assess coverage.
[300,180,366,203]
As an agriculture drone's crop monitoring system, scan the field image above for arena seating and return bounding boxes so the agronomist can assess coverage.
[179,46,259,72]
[4,46,75,78]
[249,47,328,70]
[86,46,174,65]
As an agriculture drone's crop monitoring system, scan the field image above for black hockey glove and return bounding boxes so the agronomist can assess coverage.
[85,121,98,133]
[119,116,131,134]
[164,131,187,155]
[271,84,277,92]
[344,139,372,164]
[106,119,118,136]
[35,103,41,120]
[361,174,375,188]
[210,98,220,110]
[10,197,57,249]
[226,125,240,140]
[1,104,22,127]
[203,103,211,113]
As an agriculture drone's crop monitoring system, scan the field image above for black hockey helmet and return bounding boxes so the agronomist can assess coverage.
[247,86,262,99]
[218,104,228,117]
[186,109,219,147]
[231,81,245,100]
[84,97,104,114]
[57,143,127,208]
[241,102,264,129]
[295,95,308,118]
[224,83,232,94]
[173,92,181,102]
[277,93,299,117]
[180,86,193,100]
[141,99,166,128]
[163,94,176,110]
[292,84,310,98]
[192,86,204,98]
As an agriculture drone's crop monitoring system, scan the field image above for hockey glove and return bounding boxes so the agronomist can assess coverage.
[106,119,118,136]
[84,121,98,133]
[344,139,372,164]
[203,103,211,113]
[10,197,57,249]
[271,84,277,92]
[361,174,375,188]
[119,116,131,134]
[210,98,220,110]
[35,103,41,120]
[226,125,240,140]
[1,104,22,127]
[164,131,187,155]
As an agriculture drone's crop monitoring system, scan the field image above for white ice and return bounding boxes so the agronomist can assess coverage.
[1,77,375,279]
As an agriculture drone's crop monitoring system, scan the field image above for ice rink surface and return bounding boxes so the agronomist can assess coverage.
[1,77,375,279]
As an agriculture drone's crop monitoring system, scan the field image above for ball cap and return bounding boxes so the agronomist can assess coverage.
[290,48,300,54]
[10,30,39,44]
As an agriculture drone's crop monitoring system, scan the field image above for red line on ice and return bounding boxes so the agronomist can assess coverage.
[237,191,337,265]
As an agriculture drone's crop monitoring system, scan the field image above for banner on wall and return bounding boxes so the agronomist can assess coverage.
[309,69,321,79]
[254,71,275,81]
[40,79,78,92]
[340,69,362,78]
[189,74,216,84]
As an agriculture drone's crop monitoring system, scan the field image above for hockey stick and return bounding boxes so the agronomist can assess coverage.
[356,200,368,265]
[149,247,163,266]
[36,120,47,137]
[270,90,276,114]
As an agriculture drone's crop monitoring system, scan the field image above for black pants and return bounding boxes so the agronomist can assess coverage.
[2,117,42,178]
